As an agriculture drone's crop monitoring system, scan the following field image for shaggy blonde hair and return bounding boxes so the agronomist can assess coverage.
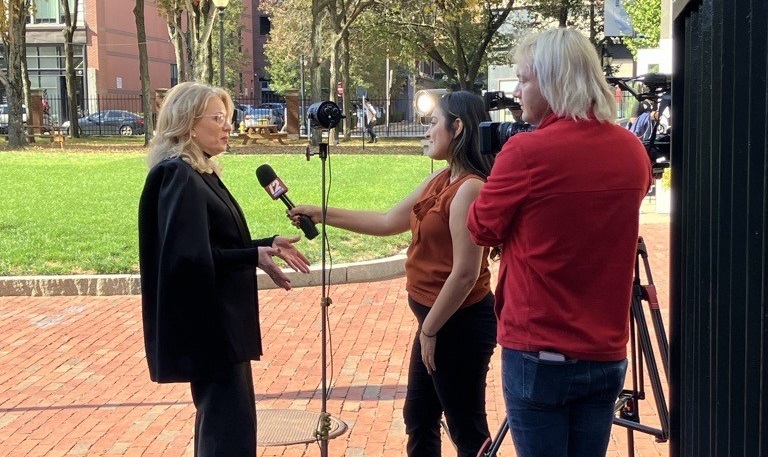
[515,28,617,122]
[148,82,234,175]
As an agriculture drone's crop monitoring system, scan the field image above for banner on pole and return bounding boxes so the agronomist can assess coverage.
[604,0,635,37]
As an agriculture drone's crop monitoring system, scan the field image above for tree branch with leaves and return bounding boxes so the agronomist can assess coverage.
[376,0,517,91]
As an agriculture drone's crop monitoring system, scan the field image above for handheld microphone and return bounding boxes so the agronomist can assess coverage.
[255,164,319,240]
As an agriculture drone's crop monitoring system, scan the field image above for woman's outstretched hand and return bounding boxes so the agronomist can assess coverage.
[257,236,312,290]
[272,235,311,274]
[257,247,292,290]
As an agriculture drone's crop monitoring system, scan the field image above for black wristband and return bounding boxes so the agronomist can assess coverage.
[421,329,436,338]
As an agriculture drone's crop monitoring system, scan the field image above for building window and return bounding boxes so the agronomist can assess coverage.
[25,45,83,72]
[170,64,178,87]
[29,0,76,25]
[259,16,271,35]
[34,0,58,24]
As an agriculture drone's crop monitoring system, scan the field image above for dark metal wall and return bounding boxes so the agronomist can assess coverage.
[671,1,768,456]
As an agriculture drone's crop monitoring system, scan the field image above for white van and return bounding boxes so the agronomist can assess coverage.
[0,104,28,133]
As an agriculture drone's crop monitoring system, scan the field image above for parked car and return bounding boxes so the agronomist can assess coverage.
[256,102,285,113]
[0,104,28,134]
[242,106,283,129]
[233,103,253,129]
[62,110,145,135]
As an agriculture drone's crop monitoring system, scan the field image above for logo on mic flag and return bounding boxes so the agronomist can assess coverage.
[265,177,288,200]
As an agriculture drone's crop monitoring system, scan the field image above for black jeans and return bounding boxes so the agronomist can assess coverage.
[404,293,497,457]
[190,362,257,457]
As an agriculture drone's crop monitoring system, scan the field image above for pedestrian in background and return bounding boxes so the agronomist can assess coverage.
[364,99,378,143]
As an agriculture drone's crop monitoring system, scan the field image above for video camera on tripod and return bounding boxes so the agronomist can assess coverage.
[608,73,672,179]
[478,91,535,156]
[478,74,672,180]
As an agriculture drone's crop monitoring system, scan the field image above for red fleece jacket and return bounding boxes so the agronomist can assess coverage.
[468,113,652,361]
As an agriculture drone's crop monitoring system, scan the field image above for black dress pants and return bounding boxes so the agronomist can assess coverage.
[403,293,497,457]
[190,361,257,457]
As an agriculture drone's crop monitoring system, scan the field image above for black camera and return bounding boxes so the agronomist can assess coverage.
[479,121,536,155]
[608,73,672,179]
[479,91,535,155]
[307,101,344,130]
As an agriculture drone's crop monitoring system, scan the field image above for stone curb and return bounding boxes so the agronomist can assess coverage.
[0,254,407,297]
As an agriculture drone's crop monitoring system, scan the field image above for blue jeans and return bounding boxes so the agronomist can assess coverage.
[501,348,627,457]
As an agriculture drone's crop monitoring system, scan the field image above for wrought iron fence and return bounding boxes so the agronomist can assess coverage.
[296,96,428,138]
[7,88,648,138]
[32,94,145,136]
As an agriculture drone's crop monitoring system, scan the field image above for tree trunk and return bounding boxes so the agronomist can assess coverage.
[6,0,28,149]
[134,0,154,145]
[309,0,325,145]
[328,35,341,143]
[341,29,351,141]
[185,24,194,80]
[206,38,214,84]
[188,0,216,82]
[21,9,31,134]
[557,0,569,27]
[166,9,187,83]
[186,3,199,80]
[63,0,80,138]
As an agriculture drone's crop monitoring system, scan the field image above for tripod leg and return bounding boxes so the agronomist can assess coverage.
[639,275,670,378]
[612,238,670,448]
[631,287,671,441]
[476,417,508,457]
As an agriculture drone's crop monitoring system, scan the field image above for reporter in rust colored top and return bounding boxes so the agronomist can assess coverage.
[289,91,497,457]
[138,82,311,457]
[467,29,652,457]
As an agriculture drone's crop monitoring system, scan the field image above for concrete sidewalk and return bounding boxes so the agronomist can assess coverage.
[0,218,670,457]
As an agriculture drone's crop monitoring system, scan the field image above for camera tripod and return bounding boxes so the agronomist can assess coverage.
[613,236,670,454]
[476,236,670,457]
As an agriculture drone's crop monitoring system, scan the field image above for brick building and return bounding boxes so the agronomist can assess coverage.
[15,0,269,124]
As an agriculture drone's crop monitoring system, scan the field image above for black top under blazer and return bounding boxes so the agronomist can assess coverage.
[138,157,274,383]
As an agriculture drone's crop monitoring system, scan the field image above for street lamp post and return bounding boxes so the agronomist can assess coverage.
[212,0,230,87]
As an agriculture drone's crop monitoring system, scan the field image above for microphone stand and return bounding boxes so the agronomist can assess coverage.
[306,140,332,457]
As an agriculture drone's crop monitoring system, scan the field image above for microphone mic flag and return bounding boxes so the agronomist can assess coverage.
[256,164,319,240]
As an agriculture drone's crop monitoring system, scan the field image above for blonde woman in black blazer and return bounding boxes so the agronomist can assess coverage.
[138,82,310,457]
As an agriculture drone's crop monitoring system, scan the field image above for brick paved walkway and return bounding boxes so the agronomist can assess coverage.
[0,219,670,457]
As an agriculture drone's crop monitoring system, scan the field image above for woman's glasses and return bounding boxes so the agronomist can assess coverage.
[197,113,229,127]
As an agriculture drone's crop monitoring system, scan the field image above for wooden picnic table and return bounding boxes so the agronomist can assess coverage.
[239,124,288,145]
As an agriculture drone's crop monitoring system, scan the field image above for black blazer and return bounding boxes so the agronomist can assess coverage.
[138,157,274,383]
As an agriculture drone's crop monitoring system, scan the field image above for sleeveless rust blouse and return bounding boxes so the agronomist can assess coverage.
[405,169,491,307]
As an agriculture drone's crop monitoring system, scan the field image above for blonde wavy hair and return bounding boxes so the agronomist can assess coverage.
[515,28,617,123]
[148,82,234,175]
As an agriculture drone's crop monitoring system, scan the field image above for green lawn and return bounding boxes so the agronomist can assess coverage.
[0,140,434,275]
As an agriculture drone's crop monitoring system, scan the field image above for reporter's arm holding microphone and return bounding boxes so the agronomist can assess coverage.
[288,169,439,236]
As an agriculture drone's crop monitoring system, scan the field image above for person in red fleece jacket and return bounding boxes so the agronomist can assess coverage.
[467,28,652,457]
